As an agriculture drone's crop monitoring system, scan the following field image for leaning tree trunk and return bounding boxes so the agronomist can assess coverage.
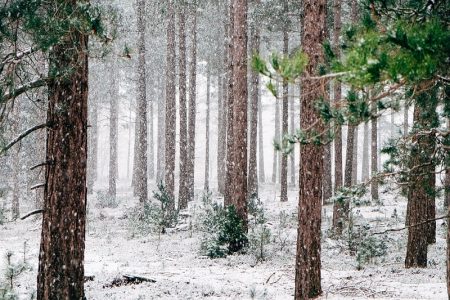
[165,0,177,201]
[37,15,89,300]
[136,0,148,203]
[230,0,248,231]
[280,27,289,203]
[178,7,189,209]
[187,8,198,202]
[295,0,326,297]
[108,60,118,199]
[248,23,260,198]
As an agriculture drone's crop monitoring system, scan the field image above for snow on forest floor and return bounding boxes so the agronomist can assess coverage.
[0,182,447,299]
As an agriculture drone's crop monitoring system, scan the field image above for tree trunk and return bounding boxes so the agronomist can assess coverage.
[344,125,355,188]
[136,0,148,203]
[280,25,289,203]
[352,126,358,185]
[371,100,379,203]
[404,104,409,136]
[108,61,118,199]
[289,86,296,186]
[87,95,98,194]
[157,77,166,184]
[11,102,20,220]
[148,81,155,180]
[187,8,198,202]
[248,23,260,198]
[178,7,189,209]
[273,97,280,184]
[204,64,211,191]
[224,1,234,207]
[258,85,265,183]
[165,0,177,201]
[361,121,369,182]
[230,0,248,231]
[37,18,88,300]
[295,0,326,297]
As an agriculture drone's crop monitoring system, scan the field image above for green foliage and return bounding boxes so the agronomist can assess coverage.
[0,251,30,300]
[200,203,248,258]
[356,236,388,270]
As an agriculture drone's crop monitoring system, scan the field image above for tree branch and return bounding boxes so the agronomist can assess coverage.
[372,215,449,235]
[1,77,49,103]
[20,209,44,220]
[0,123,49,156]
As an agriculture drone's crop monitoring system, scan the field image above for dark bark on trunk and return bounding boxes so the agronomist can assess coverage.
[352,126,358,185]
[280,24,289,202]
[165,0,177,201]
[204,64,211,191]
[187,8,198,202]
[361,121,369,182]
[37,19,88,300]
[108,61,118,199]
[294,0,326,297]
[344,125,355,188]
[136,0,148,203]
[248,23,260,198]
[230,0,248,231]
[178,7,189,209]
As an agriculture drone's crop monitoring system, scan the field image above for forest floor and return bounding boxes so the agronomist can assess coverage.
[0,181,447,299]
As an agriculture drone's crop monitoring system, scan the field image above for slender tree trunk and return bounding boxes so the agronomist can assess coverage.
[361,121,369,182]
[352,126,358,185]
[108,61,118,199]
[445,118,450,209]
[258,86,265,183]
[165,0,177,201]
[157,77,166,184]
[371,100,379,203]
[126,99,132,180]
[225,1,234,207]
[37,17,88,299]
[178,7,189,209]
[248,23,260,198]
[280,25,289,202]
[273,97,280,183]
[87,95,98,194]
[289,86,295,186]
[295,0,326,297]
[230,0,248,231]
[404,104,409,136]
[204,64,211,191]
[344,125,355,188]
[136,0,148,203]
[11,102,20,220]
[187,8,198,202]
[148,80,155,180]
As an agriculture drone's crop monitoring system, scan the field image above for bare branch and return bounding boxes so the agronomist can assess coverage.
[373,215,449,235]
[1,77,49,103]
[0,122,49,156]
[20,209,44,220]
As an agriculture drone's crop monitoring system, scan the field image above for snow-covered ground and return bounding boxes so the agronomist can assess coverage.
[0,180,447,299]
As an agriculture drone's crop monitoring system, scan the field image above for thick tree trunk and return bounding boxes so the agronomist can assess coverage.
[136,0,148,203]
[204,64,211,191]
[371,101,379,203]
[224,1,234,207]
[187,8,198,202]
[108,61,118,199]
[178,7,189,209]
[230,0,248,231]
[280,26,289,202]
[295,0,326,297]
[248,24,260,198]
[37,21,88,300]
[361,121,369,182]
[165,0,177,200]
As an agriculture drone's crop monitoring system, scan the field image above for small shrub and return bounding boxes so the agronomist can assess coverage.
[248,224,271,262]
[0,251,29,300]
[95,190,119,208]
[152,182,178,233]
[200,204,248,258]
[356,236,388,270]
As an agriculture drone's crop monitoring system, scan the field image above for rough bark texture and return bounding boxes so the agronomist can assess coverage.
[224,1,234,207]
[294,0,326,297]
[108,61,118,199]
[187,9,197,202]
[280,26,289,203]
[344,125,355,188]
[248,23,260,198]
[230,0,248,230]
[37,14,88,299]
[165,0,177,200]
[136,0,148,203]
[178,7,189,209]
[204,65,211,191]
[371,101,379,203]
